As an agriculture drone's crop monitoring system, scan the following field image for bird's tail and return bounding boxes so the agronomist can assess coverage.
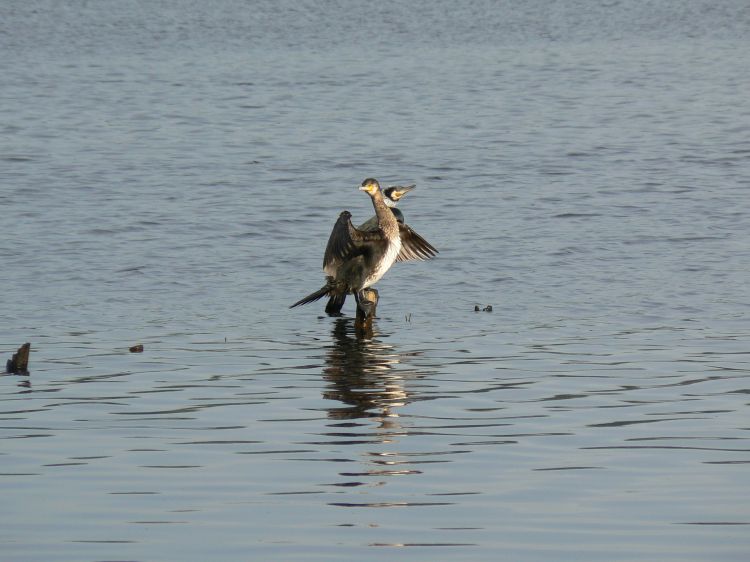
[290,277,335,309]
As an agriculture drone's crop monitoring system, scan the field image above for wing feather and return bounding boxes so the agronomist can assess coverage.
[396,223,438,262]
[323,211,390,274]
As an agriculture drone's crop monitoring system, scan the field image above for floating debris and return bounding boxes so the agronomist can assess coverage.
[6,342,30,374]
[474,305,493,312]
[129,344,144,353]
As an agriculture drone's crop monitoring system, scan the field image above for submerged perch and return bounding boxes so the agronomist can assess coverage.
[6,342,31,374]
[355,288,378,334]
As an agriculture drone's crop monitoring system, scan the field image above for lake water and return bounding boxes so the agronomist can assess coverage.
[2,1,749,560]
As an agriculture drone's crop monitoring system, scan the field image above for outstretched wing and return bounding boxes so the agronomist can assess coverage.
[396,223,438,262]
[323,211,388,275]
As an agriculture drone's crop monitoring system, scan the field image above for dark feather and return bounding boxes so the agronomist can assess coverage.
[323,210,390,272]
[290,283,331,308]
[325,293,346,315]
[396,224,438,262]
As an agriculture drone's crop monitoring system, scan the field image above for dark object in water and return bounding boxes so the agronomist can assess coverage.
[474,305,481,312]
[129,344,144,353]
[355,287,379,336]
[6,342,30,374]
[474,305,493,312]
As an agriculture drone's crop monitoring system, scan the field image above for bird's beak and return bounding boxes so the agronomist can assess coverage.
[391,184,416,199]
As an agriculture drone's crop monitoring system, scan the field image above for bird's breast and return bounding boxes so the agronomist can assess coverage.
[363,238,401,288]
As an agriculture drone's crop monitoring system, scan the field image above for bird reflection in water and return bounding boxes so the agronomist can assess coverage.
[322,319,453,507]
[323,318,413,434]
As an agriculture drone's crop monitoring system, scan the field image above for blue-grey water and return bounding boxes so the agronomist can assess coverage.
[2,1,749,560]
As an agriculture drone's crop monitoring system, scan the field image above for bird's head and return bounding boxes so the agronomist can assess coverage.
[383,184,415,206]
[359,177,381,196]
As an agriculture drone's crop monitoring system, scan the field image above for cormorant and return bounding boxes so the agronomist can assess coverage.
[322,183,415,313]
[290,178,437,316]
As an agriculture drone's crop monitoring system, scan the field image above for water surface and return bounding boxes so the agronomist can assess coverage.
[1,1,749,560]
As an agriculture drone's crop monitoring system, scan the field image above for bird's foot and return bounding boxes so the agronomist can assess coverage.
[356,290,376,318]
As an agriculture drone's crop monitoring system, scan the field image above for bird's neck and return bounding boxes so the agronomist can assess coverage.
[370,189,398,235]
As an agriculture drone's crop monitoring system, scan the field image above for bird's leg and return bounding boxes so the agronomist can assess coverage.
[355,290,371,317]
[355,288,378,319]
[355,288,378,335]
